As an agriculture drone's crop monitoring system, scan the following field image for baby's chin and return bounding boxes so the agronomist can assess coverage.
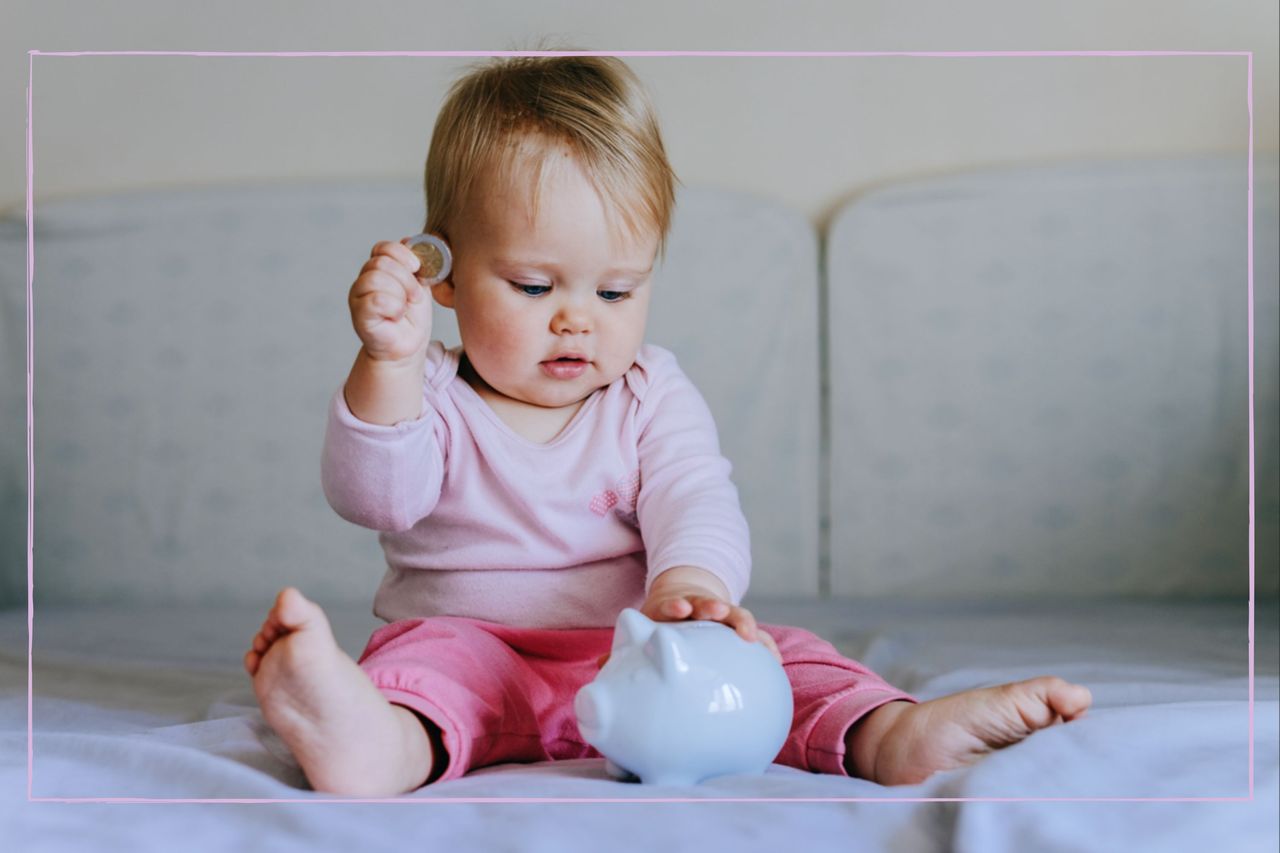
[514,368,631,409]
[524,381,611,409]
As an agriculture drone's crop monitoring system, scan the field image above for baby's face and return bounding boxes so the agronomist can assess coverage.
[435,142,658,410]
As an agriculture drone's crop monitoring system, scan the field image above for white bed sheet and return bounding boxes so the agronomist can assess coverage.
[2,597,1277,852]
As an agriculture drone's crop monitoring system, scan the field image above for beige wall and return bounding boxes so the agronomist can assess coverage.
[3,0,1276,225]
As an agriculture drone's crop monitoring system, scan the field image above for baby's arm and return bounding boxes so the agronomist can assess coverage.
[320,387,447,532]
[320,240,445,532]
[344,348,427,427]
[634,355,751,598]
[631,350,778,658]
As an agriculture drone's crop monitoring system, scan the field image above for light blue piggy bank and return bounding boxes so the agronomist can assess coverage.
[574,608,794,785]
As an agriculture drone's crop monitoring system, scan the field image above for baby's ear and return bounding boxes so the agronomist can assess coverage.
[430,279,456,308]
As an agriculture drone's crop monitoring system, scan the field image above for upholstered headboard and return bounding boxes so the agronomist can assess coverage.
[1,155,1273,607]
[826,155,1277,598]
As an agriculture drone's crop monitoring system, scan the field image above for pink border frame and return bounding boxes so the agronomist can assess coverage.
[24,49,1257,805]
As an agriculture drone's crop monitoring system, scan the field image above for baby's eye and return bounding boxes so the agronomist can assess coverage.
[598,290,630,303]
[511,282,551,297]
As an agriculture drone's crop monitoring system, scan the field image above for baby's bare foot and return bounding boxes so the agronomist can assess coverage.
[849,676,1093,785]
[245,587,437,795]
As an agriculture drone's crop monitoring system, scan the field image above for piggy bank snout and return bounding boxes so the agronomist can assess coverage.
[574,683,610,742]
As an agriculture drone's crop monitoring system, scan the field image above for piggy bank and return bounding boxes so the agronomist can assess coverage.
[574,608,793,785]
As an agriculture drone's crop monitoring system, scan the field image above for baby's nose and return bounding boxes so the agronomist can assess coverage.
[552,305,591,334]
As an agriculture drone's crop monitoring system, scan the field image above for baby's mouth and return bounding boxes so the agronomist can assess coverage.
[540,356,590,379]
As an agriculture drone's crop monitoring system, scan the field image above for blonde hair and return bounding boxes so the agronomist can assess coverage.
[424,51,679,260]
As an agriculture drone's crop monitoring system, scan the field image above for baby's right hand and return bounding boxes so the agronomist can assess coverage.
[348,240,433,363]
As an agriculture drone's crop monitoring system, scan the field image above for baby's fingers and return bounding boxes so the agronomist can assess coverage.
[658,598,694,620]
[372,239,422,274]
[756,629,782,663]
[351,283,409,322]
[358,255,425,305]
[688,597,730,622]
[722,605,759,643]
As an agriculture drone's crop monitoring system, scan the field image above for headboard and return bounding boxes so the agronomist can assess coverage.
[2,154,1273,606]
[825,155,1277,598]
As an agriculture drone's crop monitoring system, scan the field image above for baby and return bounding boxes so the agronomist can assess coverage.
[244,54,1092,796]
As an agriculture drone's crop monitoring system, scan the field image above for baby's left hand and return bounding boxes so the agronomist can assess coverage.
[597,590,782,667]
[645,593,782,663]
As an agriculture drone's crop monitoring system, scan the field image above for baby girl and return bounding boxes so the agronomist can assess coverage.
[244,54,1092,796]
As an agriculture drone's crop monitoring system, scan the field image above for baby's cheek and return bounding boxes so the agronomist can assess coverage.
[606,312,647,366]
[474,311,531,356]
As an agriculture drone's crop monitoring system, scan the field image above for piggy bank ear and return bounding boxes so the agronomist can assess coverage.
[612,608,656,654]
[645,626,691,682]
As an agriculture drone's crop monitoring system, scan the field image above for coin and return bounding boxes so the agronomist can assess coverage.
[410,241,443,275]
[405,233,452,284]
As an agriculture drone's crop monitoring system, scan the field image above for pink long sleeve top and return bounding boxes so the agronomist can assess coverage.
[321,341,751,628]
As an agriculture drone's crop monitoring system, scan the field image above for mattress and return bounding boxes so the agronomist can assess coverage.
[3,597,1276,851]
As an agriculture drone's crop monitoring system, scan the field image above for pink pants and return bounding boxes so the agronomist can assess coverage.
[357,617,916,784]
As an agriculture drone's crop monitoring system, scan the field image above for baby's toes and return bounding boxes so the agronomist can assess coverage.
[1009,677,1089,731]
[274,587,310,624]
[1044,677,1092,721]
[264,588,324,636]
[252,613,289,655]
[256,614,286,648]
[244,627,275,676]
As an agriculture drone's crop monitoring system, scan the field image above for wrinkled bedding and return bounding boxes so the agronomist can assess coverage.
[3,597,1277,852]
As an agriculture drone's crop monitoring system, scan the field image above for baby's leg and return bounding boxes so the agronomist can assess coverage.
[765,624,1092,785]
[244,588,439,796]
[764,623,919,776]
[353,616,616,782]
[846,676,1092,785]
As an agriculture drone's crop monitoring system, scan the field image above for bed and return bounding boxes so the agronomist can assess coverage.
[2,155,1277,850]
[2,597,1276,851]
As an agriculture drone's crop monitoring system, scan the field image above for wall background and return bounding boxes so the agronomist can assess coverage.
[3,0,1276,224]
